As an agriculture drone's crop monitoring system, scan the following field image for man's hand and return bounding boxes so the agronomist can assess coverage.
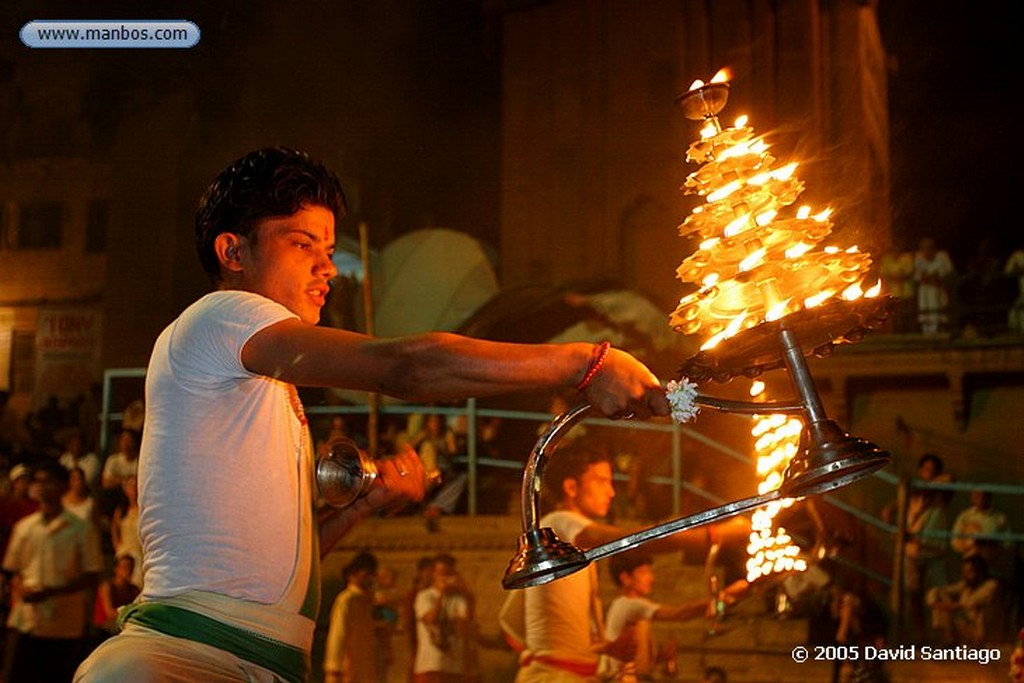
[318,445,427,556]
[581,347,669,421]
[364,446,426,512]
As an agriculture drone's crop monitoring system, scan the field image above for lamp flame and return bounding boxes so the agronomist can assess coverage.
[700,312,747,351]
[745,384,805,583]
[804,290,835,309]
[738,247,766,272]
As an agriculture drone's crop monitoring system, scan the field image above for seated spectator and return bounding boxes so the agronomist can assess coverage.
[62,467,98,527]
[92,554,141,639]
[950,489,1011,574]
[927,555,1002,645]
[57,428,101,492]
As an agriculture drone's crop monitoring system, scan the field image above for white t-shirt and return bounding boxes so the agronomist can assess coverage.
[521,509,600,664]
[604,595,659,641]
[2,510,104,638]
[101,452,138,486]
[138,290,305,604]
[414,586,471,674]
[604,595,660,677]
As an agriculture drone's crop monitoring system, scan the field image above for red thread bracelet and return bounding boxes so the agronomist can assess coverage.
[576,341,611,392]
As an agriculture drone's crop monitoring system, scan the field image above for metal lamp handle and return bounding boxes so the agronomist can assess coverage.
[519,401,593,534]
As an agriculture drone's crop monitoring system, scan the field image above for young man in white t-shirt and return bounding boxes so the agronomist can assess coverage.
[75,147,671,683]
[604,552,748,679]
[499,440,742,682]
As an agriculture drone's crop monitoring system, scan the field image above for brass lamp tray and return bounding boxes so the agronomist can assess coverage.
[680,295,897,384]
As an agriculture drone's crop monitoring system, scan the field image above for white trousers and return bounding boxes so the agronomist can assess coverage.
[74,622,287,683]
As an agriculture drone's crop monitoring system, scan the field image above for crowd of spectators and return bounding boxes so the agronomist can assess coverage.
[881,452,1019,647]
[323,550,481,682]
[879,235,1024,336]
[0,390,145,681]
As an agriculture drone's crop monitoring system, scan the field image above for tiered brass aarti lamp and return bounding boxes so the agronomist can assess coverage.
[502,73,895,590]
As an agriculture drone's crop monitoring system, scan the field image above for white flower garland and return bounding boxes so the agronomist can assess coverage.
[665,378,700,424]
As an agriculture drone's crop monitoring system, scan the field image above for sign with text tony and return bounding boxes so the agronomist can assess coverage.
[34,307,103,408]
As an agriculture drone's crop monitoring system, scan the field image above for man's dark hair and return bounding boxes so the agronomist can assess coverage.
[702,666,727,683]
[917,453,943,475]
[194,146,348,281]
[32,459,71,486]
[541,438,611,507]
[434,553,457,570]
[608,551,653,587]
[342,551,377,583]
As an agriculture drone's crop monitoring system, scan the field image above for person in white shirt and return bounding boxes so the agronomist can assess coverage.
[912,236,955,334]
[2,460,104,681]
[604,552,747,679]
[100,428,141,492]
[950,489,1011,569]
[74,147,670,683]
[57,429,101,492]
[413,553,478,682]
[500,440,745,682]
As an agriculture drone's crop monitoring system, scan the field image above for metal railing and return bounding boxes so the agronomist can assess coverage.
[887,271,1024,336]
[99,368,1024,626]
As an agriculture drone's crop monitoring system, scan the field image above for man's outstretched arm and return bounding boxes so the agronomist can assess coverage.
[242,321,669,419]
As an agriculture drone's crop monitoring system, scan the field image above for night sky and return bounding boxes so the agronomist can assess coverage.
[4,2,1022,270]
[877,2,1024,264]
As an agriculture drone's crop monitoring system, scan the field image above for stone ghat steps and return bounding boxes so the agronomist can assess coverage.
[317,515,1016,682]
[673,656,1011,683]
